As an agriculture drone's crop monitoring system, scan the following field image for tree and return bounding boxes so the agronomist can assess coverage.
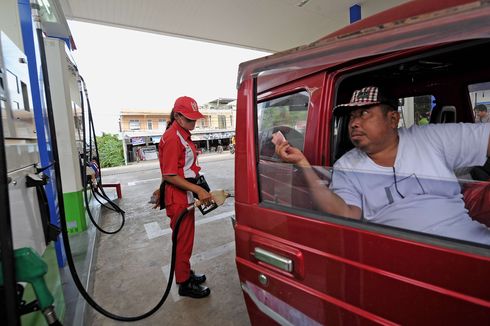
[414,95,433,120]
[96,133,125,168]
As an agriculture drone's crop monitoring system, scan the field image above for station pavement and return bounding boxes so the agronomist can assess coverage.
[75,154,250,325]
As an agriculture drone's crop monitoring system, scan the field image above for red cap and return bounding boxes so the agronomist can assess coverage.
[173,96,205,120]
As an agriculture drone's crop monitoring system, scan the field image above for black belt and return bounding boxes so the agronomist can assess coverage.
[159,175,210,210]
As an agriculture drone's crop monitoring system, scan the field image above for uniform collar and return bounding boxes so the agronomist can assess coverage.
[172,121,192,139]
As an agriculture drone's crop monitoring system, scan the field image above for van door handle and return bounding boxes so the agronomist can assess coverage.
[254,247,293,272]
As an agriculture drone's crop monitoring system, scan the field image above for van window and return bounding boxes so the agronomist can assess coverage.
[398,95,434,128]
[260,41,490,247]
[466,81,490,182]
[325,41,490,247]
[257,91,314,209]
[469,81,490,122]
[257,91,309,160]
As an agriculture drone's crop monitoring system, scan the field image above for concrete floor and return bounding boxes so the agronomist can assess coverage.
[83,154,250,325]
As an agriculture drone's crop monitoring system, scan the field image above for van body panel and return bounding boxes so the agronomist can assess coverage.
[235,202,490,324]
[238,2,490,93]
[235,1,490,324]
[235,78,259,205]
[324,0,478,39]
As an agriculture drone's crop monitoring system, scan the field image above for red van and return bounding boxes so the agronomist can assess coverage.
[234,0,490,324]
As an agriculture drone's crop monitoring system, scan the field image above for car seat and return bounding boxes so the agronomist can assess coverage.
[331,113,354,164]
[429,105,457,124]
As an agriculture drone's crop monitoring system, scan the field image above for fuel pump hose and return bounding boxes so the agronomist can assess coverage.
[70,194,189,320]
[78,76,125,234]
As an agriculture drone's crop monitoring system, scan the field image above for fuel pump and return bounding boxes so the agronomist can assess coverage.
[0,49,20,326]
[42,36,125,235]
[0,29,62,325]
[43,37,90,235]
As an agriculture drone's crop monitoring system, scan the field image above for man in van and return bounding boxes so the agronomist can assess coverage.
[275,86,490,245]
[475,104,490,123]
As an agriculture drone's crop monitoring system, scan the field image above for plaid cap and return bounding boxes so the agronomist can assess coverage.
[334,86,397,111]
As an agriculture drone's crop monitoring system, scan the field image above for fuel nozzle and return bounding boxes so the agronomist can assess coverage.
[0,248,62,324]
[43,305,62,325]
[210,189,231,206]
[190,189,232,215]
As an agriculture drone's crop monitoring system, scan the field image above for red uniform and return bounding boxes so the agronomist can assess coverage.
[159,122,200,283]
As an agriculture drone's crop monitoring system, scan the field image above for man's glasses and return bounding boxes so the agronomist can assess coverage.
[389,166,426,201]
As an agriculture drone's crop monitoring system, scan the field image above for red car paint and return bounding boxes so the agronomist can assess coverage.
[235,0,490,324]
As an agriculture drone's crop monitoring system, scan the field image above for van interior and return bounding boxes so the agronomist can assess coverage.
[330,39,490,228]
[331,39,490,164]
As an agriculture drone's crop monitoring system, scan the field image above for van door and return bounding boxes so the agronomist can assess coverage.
[234,72,389,325]
[235,43,490,324]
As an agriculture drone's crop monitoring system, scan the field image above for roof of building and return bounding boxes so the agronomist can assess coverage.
[205,98,236,106]
[120,109,171,116]
[60,0,408,52]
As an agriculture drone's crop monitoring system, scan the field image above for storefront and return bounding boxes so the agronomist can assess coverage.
[192,130,235,153]
[122,130,235,163]
[123,135,160,163]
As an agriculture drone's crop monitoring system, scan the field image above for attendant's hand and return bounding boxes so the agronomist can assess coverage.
[196,188,213,206]
[275,141,311,167]
[151,188,160,209]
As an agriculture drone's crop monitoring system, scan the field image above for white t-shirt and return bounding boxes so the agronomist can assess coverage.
[331,123,490,245]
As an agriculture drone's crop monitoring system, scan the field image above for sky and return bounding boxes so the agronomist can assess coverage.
[67,21,270,135]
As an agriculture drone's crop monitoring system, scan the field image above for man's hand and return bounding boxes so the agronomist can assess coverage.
[275,139,361,219]
[151,188,160,209]
[275,141,311,167]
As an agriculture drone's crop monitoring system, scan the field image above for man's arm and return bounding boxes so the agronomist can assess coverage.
[275,142,361,219]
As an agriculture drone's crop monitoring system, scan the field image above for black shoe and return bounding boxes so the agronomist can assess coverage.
[190,270,206,284]
[178,279,211,298]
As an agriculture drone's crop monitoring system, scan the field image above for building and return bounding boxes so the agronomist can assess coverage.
[119,98,236,164]
[469,81,490,110]
[118,109,169,163]
[192,98,236,153]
